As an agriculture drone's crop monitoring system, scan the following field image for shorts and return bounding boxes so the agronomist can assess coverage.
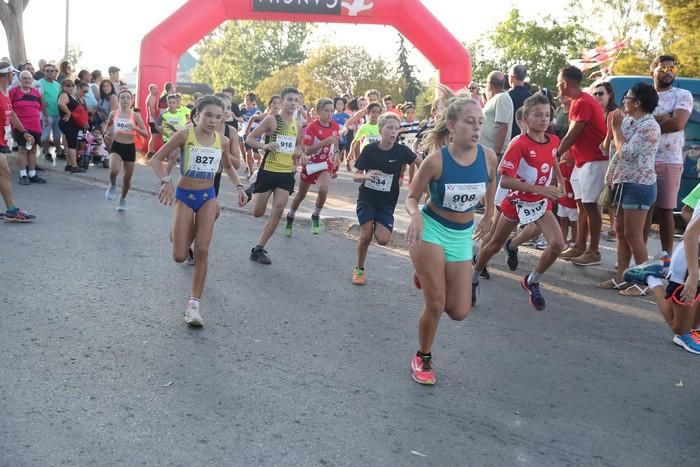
[616,182,657,211]
[13,130,41,148]
[499,198,552,223]
[110,141,136,162]
[175,186,216,212]
[342,129,354,152]
[665,281,700,306]
[253,169,295,194]
[0,146,10,154]
[421,207,474,262]
[654,163,683,210]
[356,199,395,231]
[571,160,607,203]
[41,115,62,143]
[300,160,331,185]
[59,119,80,150]
[557,204,578,221]
[149,121,158,134]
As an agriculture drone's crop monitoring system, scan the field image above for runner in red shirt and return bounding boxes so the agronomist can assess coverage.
[473,94,565,310]
[0,61,36,222]
[284,98,340,235]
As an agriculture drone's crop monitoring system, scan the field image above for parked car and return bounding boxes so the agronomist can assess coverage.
[601,76,700,212]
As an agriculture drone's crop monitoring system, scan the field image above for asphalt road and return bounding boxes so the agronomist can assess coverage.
[1,171,698,466]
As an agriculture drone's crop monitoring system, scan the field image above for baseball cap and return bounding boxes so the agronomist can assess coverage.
[0,62,19,74]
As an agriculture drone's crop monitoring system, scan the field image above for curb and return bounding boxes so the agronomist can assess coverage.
[20,155,616,285]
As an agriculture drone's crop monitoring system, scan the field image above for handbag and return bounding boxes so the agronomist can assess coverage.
[598,184,613,208]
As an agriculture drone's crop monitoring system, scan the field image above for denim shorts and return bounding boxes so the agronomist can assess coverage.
[616,183,657,211]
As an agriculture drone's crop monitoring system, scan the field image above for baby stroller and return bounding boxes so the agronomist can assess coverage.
[77,125,110,169]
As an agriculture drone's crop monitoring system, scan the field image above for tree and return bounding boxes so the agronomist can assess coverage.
[480,9,596,91]
[658,0,700,77]
[395,34,423,104]
[0,0,30,65]
[255,65,301,104]
[192,20,313,93]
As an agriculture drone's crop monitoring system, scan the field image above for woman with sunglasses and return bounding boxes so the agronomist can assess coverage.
[598,83,660,295]
[594,82,619,241]
[57,79,88,173]
[468,82,484,108]
[104,90,149,210]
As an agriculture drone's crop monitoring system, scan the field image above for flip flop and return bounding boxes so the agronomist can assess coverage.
[619,284,649,297]
[597,278,628,290]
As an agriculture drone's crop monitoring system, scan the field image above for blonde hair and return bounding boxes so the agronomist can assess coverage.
[422,99,480,153]
[378,112,401,129]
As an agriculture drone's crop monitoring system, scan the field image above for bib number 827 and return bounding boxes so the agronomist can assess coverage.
[195,155,215,164]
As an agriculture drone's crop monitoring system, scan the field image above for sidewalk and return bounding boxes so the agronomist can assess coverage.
[14,155,668,285]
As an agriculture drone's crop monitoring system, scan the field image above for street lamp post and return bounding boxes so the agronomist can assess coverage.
[64,0,70,61]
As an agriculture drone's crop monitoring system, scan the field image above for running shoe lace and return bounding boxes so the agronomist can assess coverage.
[420,354,432,371]
[690,330,700,344]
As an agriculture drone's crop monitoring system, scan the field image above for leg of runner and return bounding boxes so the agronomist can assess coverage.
[285,180,310,237]
[106,153,121,201]
[188,200,217,326]
[501,222,542,272]
[521,212,565,311]
[312,171,331,234]
[353,222,373,285]
[251,188,289,264]
[118,161,135,210]
[472,215,518,304]
[0,153,34,221]
[171,200,199,325]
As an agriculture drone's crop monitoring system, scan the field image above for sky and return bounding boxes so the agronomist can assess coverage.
[1,0,571,82]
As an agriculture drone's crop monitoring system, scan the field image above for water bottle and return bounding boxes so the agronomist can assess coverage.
[25,139,33,150]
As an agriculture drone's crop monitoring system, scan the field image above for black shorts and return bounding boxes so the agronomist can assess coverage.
[253,170,295,194]
[342,129,354,152]
[59,119,79,149]
[356,199,395,232]
[13,130,41,148]
[149,122,158,134]
[666,281,700,305]
[110,141,136,162]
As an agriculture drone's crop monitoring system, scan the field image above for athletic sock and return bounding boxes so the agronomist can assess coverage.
[646,276,663,289]
[188,296,200,304]
[19,169,27,177]
[527,272,542,285]
[472,269,480,284]
[288,209,296,219]
[28,170,36,177]
[312,206,321,217]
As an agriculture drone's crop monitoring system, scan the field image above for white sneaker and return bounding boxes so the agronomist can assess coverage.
[105,185,116,200]
[185,300,203,327]
[116,198,127,211]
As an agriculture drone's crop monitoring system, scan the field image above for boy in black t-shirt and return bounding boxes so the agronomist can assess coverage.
[351,113,419,285]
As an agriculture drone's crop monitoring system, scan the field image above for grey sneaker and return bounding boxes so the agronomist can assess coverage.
[105,185,116,200]
[116,198,127,211]
[185,300,203,327]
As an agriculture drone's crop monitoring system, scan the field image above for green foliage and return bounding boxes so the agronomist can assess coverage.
[395,34,423,104]
[470,9,596,91]
[254,45,404,106]
[658,0,700,77]
[192,21,313,93]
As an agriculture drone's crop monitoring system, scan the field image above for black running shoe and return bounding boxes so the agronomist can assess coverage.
[29,175,47,184]
[480,266,490,280]
[56,151,66,160]
[34,165,45,171]
[471,280,479,306]
[19,175,30,185]
[504,238,519,271]
[521,274,546,311]
[250,246,271,265]
[69,166,86,173]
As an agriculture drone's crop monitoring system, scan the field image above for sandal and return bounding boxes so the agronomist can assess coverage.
[597,278,629,290]
[619,284,649,297]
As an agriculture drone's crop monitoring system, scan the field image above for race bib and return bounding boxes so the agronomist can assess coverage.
[442,183,485,211]
[364,173,393,192]
[188,147,221,173]
[276,135,296,154]
[402,135,417,148]
[366,135,380,145]
[517,199,548,224]
[305,161,327,175]
[115,118,131,133]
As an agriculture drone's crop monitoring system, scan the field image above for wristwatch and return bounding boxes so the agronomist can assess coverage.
[161,176,172,184]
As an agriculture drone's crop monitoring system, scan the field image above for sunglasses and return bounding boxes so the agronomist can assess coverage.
[657,65,677,74]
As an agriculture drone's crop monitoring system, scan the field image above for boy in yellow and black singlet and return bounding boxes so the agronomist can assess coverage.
[245,87,305,265]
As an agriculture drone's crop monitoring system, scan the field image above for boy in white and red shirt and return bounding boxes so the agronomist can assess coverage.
[557,155,578,244]
[473,94,566,310]
[284,98,340,235]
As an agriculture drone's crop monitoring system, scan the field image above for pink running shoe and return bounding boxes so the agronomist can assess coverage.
[411,352,435,385]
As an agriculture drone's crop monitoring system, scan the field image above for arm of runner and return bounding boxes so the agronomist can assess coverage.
[343,108,367,131]
[104,111,115,142]
[245,115,277,151]
[405,151,441,248]
[681,216,700,303]
[133,113,149,139]
[227,125,242,170]
[552,155,566,194]
[295,121,307,165]
[150,128,188,206]
[220,135,247,206]
[557,120,586,156]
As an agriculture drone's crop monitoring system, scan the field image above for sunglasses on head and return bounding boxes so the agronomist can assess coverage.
[657,65,677,74]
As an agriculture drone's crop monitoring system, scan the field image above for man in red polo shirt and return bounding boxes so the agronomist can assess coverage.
[555,65,607,266]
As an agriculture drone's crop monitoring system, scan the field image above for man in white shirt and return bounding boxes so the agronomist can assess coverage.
[647,54,693,254]
[479,71,513,157]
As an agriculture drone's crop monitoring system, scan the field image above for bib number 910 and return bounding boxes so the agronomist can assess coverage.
[517,199,547,224]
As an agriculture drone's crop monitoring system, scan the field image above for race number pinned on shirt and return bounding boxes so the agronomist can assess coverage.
[115,118,132,133]
[188,147,221,173]
[364,173,393,192]
[305,161,327,175]
[276,135,296,154]
[442,183,485,211]
[403,135,417,148]
[516,199,547,224]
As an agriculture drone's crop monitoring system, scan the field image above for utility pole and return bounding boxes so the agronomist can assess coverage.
[64,0,70,61]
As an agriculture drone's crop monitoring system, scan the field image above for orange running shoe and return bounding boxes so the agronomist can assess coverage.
[411,352,435,385]
[352,266,365,285]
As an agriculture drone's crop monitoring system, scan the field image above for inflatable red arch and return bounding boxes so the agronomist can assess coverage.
[137,0,471,113]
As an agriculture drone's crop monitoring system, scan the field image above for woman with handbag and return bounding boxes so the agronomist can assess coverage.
[597,82,661,295]
[57,79,89,173]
